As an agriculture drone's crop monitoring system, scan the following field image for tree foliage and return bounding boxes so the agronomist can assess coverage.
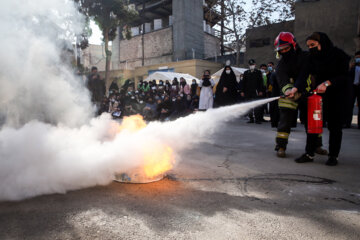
[249,0,295,27]
[74,0,138,91]
[220,0,295,65]
[74,0,137,41]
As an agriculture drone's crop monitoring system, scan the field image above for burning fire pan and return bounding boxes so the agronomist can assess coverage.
[114,168,165,184]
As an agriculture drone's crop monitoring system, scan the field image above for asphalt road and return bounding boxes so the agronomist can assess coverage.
[1,119,360,240]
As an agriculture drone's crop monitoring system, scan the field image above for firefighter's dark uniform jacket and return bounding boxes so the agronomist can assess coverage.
[276,48,310,108]
[275,47,310,149]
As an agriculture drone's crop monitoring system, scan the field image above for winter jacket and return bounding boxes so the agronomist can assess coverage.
[276,47,310,95]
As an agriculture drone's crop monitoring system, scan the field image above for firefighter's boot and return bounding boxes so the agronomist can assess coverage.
[277,148,286,158]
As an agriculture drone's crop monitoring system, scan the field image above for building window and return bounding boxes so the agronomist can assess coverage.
[249,38,270,48]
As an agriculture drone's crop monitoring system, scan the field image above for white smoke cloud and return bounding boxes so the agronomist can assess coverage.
[0,0,93,127]
[0,0,279,201]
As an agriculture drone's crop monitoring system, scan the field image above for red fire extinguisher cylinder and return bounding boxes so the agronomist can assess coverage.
[307,92,323,134]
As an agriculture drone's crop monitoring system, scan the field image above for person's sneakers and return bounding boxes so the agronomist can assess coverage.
[315,147,328,155]
[277,148,286,158]
[295,154,314,163]
[326,156,338,166]
[247,119,254,123]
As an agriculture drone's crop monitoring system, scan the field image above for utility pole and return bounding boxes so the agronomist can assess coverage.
[220,0,225,56]
[141,0,145,66]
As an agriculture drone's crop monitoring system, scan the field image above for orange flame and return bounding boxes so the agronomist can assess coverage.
[118,115,147,133]
[117,115,175,179]
[143,146,175,178]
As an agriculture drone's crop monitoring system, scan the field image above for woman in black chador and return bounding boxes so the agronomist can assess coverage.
[215,66,239,107]
[295,32,350,166]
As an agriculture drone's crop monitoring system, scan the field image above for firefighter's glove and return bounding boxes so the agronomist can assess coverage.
[284,87,300,100]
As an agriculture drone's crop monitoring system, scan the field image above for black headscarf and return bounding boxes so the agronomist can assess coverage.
[215,66,239,106]
[306,32,334,59]
[191,81,198,95]
[306,32,350,88]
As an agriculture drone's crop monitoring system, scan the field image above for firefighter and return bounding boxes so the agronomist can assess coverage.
[295,32,350,166]
[273,32,309,158]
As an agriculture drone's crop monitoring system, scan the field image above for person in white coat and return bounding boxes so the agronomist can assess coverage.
[199,70,215,110]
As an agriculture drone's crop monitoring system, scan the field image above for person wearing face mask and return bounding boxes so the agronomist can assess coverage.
[179,77,190,96]
[157,80,165,94]
[215,66,239,107]
[344,51,360,129]
[137,80,144,90]
[190,79,199,97]
[136,97,146,115]
[109,79,119,95]
[169,95,187,120]
[273,32,309,158]
[164,80,171,94]
[260,64,268,91]
[87,67,106,110]
[158,96,173,121]
[199,70,215,110]
[240,59,264,123]
[141,81,150,93]
[259,64,269,120]
[295,32,350,166]
[150,80,158,92]
[170,78,180,99]
[142,97,157,120]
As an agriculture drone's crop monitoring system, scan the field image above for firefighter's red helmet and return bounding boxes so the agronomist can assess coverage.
[274,32,297,51]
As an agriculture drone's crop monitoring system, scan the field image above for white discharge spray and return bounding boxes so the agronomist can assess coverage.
[0,0,279,201]
[0,98,278,201]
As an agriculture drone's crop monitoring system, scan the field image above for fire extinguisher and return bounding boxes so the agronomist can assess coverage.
[307,91,323,134]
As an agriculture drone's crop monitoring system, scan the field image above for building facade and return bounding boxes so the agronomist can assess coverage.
[111,0,221,72]
[245,21,294,67]
[80,44,110,72]
[294,0,359,55]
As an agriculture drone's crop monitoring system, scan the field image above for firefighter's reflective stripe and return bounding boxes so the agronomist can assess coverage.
[282,83,294,94]
[305,75,312,93]
[277,132,289,139]
[278,98,298,109]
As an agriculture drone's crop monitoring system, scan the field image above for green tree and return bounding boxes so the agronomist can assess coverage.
[74,0,137,92]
